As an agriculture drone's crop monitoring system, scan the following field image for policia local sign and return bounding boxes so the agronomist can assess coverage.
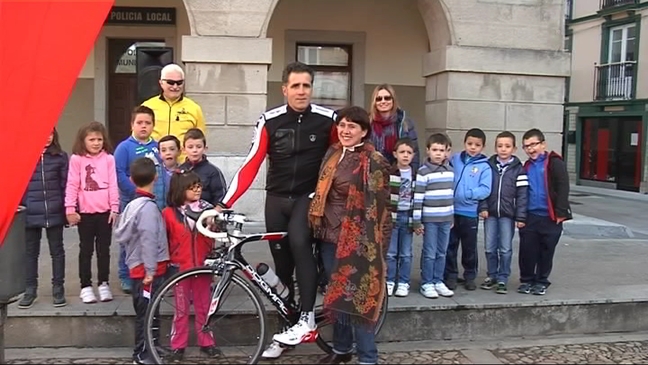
[105,6,176,26]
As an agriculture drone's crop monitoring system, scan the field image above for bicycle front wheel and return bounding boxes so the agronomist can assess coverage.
[144,267,268,364]
[314,288,389,354]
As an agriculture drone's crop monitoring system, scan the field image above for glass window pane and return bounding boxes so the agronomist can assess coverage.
[610,41,622,63]
[612,29,622,42]
[625,39,635,62]
[297,46,349,67]
[115,41,165,74]
[627,25,636,39]
[312,71,350,108]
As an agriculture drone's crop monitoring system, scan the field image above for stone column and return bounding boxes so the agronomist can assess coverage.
[182,36,272,221]
[424,45,571,153]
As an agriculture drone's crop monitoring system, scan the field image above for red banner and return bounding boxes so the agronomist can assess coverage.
[0,0,114,245]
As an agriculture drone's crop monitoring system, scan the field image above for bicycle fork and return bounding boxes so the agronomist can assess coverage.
[201,268,235,333]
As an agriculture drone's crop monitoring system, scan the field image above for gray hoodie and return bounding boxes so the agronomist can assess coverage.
[114,196,169,277]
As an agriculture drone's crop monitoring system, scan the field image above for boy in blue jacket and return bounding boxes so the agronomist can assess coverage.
[444,128,492,291]
[114,105,168,294]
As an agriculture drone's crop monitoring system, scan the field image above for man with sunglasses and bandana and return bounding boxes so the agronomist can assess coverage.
[142,63,206,162]
[216,62,338,360]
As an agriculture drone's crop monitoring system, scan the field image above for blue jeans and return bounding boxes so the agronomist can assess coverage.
[386,211,413,285]
[320,242,378,364]
[483,217,515,284]
[421,221,452,285]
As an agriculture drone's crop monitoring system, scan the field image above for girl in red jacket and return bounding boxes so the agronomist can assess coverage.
[162,171,221,361]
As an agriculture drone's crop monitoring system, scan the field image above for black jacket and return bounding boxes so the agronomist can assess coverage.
[524,151,572,222]
[179,155,227,207]
[21,146,69,228]
[478,155,528,222]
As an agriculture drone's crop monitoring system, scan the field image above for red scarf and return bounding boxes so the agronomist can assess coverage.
[372,114,397,156]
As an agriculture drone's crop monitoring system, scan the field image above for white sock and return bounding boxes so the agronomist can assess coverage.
[300,311,315,328]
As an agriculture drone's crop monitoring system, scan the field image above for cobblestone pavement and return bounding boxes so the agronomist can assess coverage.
[492,341,648,364]
[6,341,648,364]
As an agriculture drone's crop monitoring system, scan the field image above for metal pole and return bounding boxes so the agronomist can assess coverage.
[0,303,6,364]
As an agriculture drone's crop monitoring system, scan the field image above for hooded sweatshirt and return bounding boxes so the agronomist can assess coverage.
[113,190,169,279]
[450,151,492,218]
[65,151,119,215]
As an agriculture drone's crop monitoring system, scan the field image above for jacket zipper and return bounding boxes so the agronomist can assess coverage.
[41,153,50,228]
[167,102,173,136]
[496,165,505,217]
[289,114,302,194]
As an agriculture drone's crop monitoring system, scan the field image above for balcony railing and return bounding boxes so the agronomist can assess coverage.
[594,61,636,101]
[599,0,637,11]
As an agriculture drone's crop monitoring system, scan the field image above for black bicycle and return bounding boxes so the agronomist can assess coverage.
[144,208,388,364]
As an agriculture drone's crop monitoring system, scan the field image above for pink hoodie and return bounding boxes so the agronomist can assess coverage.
[65,151,119,215]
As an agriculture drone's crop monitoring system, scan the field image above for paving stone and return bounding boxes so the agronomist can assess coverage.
[492,341,648,364]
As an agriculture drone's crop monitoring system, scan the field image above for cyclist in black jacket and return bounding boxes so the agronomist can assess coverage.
[217,62,338,359]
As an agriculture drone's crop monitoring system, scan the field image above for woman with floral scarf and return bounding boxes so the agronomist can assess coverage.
[309,106,393,365]
[369,84,421,172]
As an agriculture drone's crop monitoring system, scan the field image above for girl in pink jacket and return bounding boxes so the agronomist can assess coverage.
[65,122,119,304]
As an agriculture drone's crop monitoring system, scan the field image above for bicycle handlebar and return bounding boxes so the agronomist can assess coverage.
[193,208,248,240]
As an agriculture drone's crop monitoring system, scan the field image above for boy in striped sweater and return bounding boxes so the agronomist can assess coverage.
[413,133,455,299]
[387,138,417,297]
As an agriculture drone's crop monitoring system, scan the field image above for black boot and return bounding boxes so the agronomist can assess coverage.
[18,287,37,309]
[52,284,67,307]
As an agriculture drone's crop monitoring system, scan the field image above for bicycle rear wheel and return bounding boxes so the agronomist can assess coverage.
[314,288,389,354]
[144,267,267,364]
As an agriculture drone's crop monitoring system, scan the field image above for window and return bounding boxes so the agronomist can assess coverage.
[114,41,166,74]
[580,119,617,182]
[608,23,636,64]
[296,44,352,109]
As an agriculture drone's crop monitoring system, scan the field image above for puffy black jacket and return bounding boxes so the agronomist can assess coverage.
[179,155,228,207]
[478,155,528,222]
[21,147,69,228]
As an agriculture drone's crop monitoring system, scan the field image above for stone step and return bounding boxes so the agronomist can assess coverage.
[5,283,648,348]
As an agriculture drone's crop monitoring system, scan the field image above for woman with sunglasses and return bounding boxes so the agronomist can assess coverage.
[141,63,206,162]
[369,84,421,171]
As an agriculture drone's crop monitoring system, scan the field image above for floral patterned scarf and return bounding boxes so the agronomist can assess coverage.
[309,142,393,327]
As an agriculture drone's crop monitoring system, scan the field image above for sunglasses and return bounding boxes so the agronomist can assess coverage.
[163,79,184,86]
[375,95,393,102]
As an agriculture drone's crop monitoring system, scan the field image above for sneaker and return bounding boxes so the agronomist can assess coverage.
[532,284,547,296]
[480,278,495,290]
[394,283,410,297]
[386,282,395,297]
[98,282,113,302]
[165,349,185,362]
[496,282,508,294]
[80,286,97,304]
[420,283,438,299]
[464,279,477,291]
[18,290,37,309]
[200,345,223,357]
[517,283,533,294]
[445,278,457,290]
[52,285,67,307]
[434,282,454,297]
[272,318,318,346]
[262,341,294,359]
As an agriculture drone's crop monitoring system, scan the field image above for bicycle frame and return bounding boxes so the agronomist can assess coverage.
[193,209,298,332]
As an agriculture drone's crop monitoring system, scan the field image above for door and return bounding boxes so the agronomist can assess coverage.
[107,39,165,146]
[616,119,642,192]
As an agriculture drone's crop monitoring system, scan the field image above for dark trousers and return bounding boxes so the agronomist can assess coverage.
[264,194,317,312]
[518,214,563,287]
[78,212,112,288]
[445,214,479,281]
[132,276,164,362]
[25,225,65,289]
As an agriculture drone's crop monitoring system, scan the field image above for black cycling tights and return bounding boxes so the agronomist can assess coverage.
[264,194,318,312]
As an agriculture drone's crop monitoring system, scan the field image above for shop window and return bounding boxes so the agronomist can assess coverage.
[296,44,352,109]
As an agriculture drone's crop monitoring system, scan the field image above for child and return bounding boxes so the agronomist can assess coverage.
[114,105,168,294]
[158,134,181,185]
[18,128,69,309]
[162,170,222,361]
[413,133,455,299]
[113,157,170,365]
[518,128,571,296]
[178,128,227,206]
[478,131,528,294]
[387,138,416,297]
[444,128,492,291]
[65,121,119,304]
